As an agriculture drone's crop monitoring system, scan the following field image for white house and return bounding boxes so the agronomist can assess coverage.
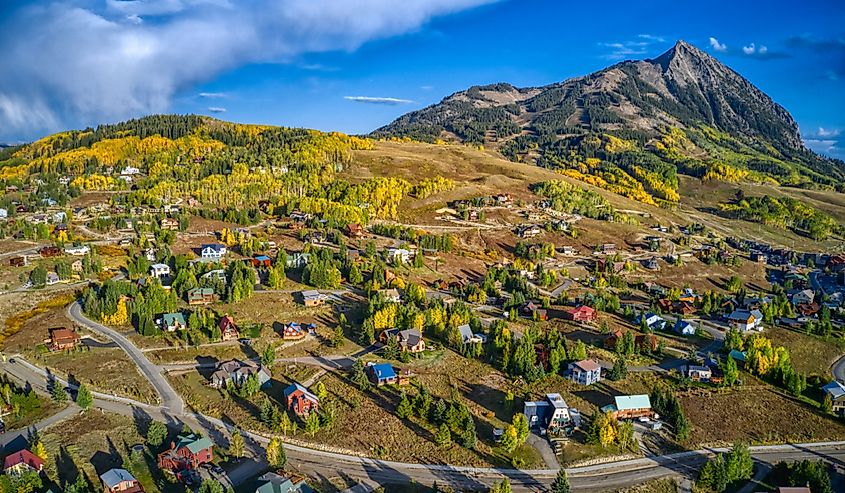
[568,359,601,386]
[0,208,7,219]
[385,248,412,265]
[379,288,402,303]
[150,263,171,278]
[638,312,666,331]
[201,244,227,260]
[727,309,764,332]
[201,269,227,283]
[120,166,140,175]
[64,245,90,256]
[792,289,815,306]
[286,253,310,269]
[673,319,696,336]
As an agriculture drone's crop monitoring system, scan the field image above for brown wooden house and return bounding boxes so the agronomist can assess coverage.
[156,434,213,473]
[49,327,80,351]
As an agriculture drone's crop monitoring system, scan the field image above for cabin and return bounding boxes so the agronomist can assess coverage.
[101,468,144,493]
[684,365,713,382]
[209,359,271,389]
[8,256,27,267]
[299,290,324,307]
[568,359,601,386]
[157,433,214,473]
[3,449,44,476]
[346,223,365,238]
[71,259,84,272]
[385,248,412,265]
[187,287,215,306]
[599,243,617,255]
[563,305,597,323]
[366,362,398,386]
[39,246,62,258]
[49,327,80,351]
[283,382,320,417]
[379,328,426,353]
[250,255,272,268]
[457,324,486,344]
[159,313,186,332]
[219,315,240,341]
[280,322,310,341]
[523,393,571,435]
[517,225,542,239]
[601,394,654,420]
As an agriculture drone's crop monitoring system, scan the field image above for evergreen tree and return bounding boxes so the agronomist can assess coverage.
[76,384,93,411]
[434,423,451,447]
[146,420,168,448]
[551,469,571,493]
[396,392,412,419]
[229,429,245,459]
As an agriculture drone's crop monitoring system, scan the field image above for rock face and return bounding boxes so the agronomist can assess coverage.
[376,40,803,152]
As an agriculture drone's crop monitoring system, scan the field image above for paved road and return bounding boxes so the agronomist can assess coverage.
[67,301,184,414]
[0,405,79,450]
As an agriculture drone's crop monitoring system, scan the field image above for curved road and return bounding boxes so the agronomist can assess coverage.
[67,302,184,414]
[59,301,845,491]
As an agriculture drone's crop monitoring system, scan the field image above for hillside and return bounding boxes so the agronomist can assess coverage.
[374,41,845,204]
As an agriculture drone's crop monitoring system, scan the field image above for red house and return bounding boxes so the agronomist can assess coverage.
[564,305,597,323]
[346,223,365,238]
[3,449,44,476]
[157,434,213,474]
[218,315,240,341]
[283,382,319,417]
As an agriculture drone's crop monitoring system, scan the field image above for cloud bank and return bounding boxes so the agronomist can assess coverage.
[344,96,414,105]
[0,0,493,139]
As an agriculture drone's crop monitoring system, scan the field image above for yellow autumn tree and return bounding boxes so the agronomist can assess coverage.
[101,298,128,326]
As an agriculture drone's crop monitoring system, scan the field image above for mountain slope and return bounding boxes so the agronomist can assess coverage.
[374,41,845,201]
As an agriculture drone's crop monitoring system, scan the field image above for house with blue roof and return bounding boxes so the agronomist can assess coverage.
[366,362,397,386]
[822,380,845,416]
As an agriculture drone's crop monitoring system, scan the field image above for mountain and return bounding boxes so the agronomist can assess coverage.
[374,41,845,203]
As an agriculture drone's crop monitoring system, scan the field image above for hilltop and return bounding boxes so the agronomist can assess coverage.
[374,41,845,205]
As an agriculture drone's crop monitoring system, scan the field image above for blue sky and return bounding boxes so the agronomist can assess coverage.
[1,0,844,157]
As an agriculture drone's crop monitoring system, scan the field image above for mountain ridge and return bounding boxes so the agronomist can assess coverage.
[374,40,843,199]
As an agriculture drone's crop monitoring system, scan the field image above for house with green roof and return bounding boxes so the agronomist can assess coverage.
[159,312,186,332]
[156,433,213,473]
[255,472,312,493]
[601,394,654,420]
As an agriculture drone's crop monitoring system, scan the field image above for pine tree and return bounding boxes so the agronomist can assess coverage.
[396,392,412,419]
[434,423,451,447]
[32,440,47,460]
[266,437,286,468]
[76,383,93,411]
[349,359,371,390]
[551,469,571,493]
[305,411,321,436]
[229,429,245,459]
[147,420,168,448]
[51,384,67,404]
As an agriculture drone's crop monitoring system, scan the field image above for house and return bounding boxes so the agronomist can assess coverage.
[157,433,214,473]
[521,301,548,321]
[457,324,485,344]
[379,328,426,353]
[558,246,577,256]
[601,394,653,420]
[673,319,696,336]
[3,449,44,476]
[201,244,227,260]
[776,488,810,493]
[201,269,226,283]
[750,251,768,263]
[791,289,815,306]
[283,382,320,417]
[796,302,820,317]
[600,243,617,255]
[218,315,239,341]
[726,309,764,332]
[637,312,667,331]
[684,365,712,382]
[385,248,412,264]
[255,472,313,493]
[366,362,398,386]
[299,290,324,307]
[49,327,80,351]
[159,312,186,332]
[279,322,309,341]
[523,393,571,435]
[71,259,83,272]
[0,208,6,219]
[563,305,597,323]
[120,166,140,175]
[346,223,365,238]
[46,272,60,285]
[210,359,271,388]
[517,225,542,239]
[286,253,310,269]
[187,287,215,306]
[64,245,90,256]
[728,349,747,364]
[251,255,272,268]
[822,380,845,416]
[160,218,179,230]
[101,468,144,493]
[568,359,602,386]
[150,263,171,278]
[379,288,401,303]
[604,330,658,352]
[644,257,660,270]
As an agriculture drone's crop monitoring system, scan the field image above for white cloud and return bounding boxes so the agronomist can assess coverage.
[344,96,414,105]
[0,0,493,138]
[207,106,226,113]
[638,34,665,43]
[742,43,756,55]
[600,41,649,60]
[817,127,841,138]
[709,37,727,52]
[199,92,227,99]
